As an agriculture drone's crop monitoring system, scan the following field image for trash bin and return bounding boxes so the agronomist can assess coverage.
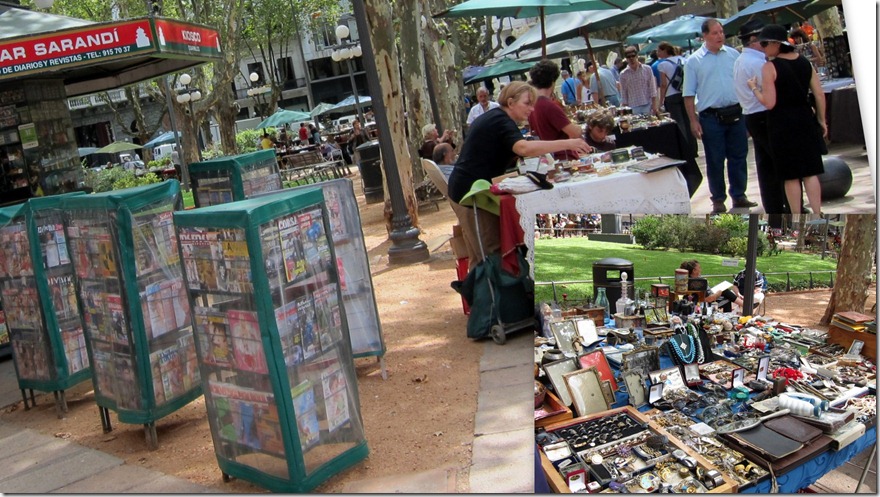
[356,140,384,204]
[592,257,635,314]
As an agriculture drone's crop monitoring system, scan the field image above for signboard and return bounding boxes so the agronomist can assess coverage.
[153,19,222,57]
[721,257,740,267]
[0,17,221,81]
[0,20,156,78]
[18,123,37,149]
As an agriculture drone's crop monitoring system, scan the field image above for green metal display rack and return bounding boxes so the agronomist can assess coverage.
[188,149,282,207]
[0,193,91,416]
[60,181,202,449]
[174,188,368,492]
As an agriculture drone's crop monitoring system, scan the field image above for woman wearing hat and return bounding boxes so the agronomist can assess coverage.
[447,81,591,266]
[747,24,826,215]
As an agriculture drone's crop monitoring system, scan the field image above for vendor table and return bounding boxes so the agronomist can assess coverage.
[612,122,702,197]
[538,340,878,493]
[515,168,690,277]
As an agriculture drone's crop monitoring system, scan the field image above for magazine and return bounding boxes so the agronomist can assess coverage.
[195,307,234,368]
[277,214,306,283]
[291,381,320,451]
[37,222,70,269]
[228,309,268,374]
[321,363,350,432]
[208,380,283,455]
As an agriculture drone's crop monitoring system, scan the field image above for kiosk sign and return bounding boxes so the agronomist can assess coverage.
[154,19,222,57]
[0,20,155,77]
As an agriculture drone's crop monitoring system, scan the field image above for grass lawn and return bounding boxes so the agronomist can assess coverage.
[534,237,839,303]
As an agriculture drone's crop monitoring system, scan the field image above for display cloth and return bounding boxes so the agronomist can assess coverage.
[514,167,690,278]
[612,121,702,197]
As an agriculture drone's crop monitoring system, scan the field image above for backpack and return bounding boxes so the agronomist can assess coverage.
[664,57,685,92]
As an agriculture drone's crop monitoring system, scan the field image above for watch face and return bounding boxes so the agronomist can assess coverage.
[591,453,604,465]
[640,473,657,490]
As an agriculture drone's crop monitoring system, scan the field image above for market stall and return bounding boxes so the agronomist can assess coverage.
[0,8,222,202]
[535,296,877,494]
[188,149,282,207]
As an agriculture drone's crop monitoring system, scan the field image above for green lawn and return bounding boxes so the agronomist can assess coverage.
[534,237,839,303]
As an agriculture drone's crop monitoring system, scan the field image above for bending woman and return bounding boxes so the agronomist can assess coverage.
[448,81,591,267]
[679,260,742,311]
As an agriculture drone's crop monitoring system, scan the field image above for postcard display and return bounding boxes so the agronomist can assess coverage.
[284,179,386,374]
[174,188,367,491]
[189,149,282,208]
[0,80,83,204]
[60,181,201,449]
[0,194,91,415]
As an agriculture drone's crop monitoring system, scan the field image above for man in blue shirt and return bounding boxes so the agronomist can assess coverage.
[560,70,578,106]
[733,19,790,222]
[683,18,758,214]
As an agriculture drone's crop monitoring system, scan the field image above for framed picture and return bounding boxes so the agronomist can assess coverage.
[621,345,660,379]
[732,368,746,389]
[577,349,618,391]
[574,318,600,347]
[562,367,609,417]
[544,357,578,407]
[622,370,647,408]
[688,277,709,293]
[756,355,771,382]
[648,382,665,405]
[644,306,668,325]
[683,363,702,386]
[550,320,578,357]
[649,366,686,393]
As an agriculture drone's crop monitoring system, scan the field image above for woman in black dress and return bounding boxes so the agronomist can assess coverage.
[748,24,826,215]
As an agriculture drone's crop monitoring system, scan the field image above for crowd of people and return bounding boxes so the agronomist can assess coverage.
[442,17,831,270]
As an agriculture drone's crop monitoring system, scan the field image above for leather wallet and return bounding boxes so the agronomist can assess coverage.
[727,425,803,460]
[764,415,823,444]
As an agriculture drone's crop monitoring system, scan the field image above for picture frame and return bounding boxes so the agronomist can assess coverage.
[683,363,702,387]
[600,380,616,407]
[622,370,648,408]
[577,349,618,391]
[550,320,578,357]
[688,277,709,293]
[756,355,771,382]
[644,306,669,325]
[621,344,660,379]
[648,382,665,405]
[562,367,609,417]
[732,367,746,389]
[574,317,600,347]
[649,366,686,393]
[544,357,578,407]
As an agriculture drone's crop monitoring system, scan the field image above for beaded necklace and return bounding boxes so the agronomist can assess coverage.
[669,334,696,363]
[685,322,705,364]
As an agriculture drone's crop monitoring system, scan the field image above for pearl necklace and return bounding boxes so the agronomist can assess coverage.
[686,322,705,364]
[670,334,696,363]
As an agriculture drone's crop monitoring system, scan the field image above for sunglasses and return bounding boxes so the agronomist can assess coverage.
[625,53,637,58]
[759,40,779,47]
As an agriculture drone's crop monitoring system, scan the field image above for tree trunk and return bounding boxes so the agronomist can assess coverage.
[712,0,739,20]
[814,7,844,38]
[795,215,806,252]
[820,214,876,324]
[423,0,465,146]
[363,0,420,231]
[398,1,430,181]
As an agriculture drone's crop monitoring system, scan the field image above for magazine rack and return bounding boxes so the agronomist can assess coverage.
[0,193,91,417]
[60,181,201,449]
[270,179,386,376]
[174,188,367,491]
[189,149,282,207]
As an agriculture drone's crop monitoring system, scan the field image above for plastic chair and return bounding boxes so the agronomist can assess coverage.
[421,158,449,199]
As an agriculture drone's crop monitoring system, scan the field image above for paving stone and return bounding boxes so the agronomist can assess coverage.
[479,363,533,391]
[0,447,121,493]
[473,381,532,436]
[340,467,457,493]
[126,474,219,493]
[479,332,532,373]
[469,426,533,493]
[51,464,162,493]
[0,436,82,480]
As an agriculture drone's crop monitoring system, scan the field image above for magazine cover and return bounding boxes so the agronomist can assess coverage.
[92,341,116,401]
[196,307,234,368]
[11,332,51,380]
[113,351,139,409]
[228,310,268,374]
[298,296,319,360]
[1,282,40,331]
[60,321,88,374]
[291,380,320,452]
[158,345,184,401]
[321,362,350,432]
[178,333,200,392]
[179,229,221,291]
[48,274,78,319]
[324,185,347,239]
[106,294,129,346]
[208,380,282,454]
[0,222,33,278]
[277,214,306,283]
[275,300,304,367]
[37,222,70,269]
[150,354,166,405]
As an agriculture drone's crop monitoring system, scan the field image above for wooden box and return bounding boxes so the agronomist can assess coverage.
[613,312,644,330]
[536,389,573,429]
[826,325,877,362]
[573,306,605,327]
[539,406,737,493]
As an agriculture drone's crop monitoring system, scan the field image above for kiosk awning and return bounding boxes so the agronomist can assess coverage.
[0,9,222,97]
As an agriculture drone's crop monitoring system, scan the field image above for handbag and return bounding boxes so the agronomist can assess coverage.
[715,104,743,125]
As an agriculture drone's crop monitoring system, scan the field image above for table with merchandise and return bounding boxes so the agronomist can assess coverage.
[534,298,877,494]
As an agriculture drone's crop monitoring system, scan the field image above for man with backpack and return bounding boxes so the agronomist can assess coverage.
[656,42,697,158]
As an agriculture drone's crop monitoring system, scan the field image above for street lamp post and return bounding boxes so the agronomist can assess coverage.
[175,73,203,166]
[330,25,364,124]
[247,73,272,120]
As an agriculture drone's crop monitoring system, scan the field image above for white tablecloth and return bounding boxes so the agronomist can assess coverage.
[515,167,691,277]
